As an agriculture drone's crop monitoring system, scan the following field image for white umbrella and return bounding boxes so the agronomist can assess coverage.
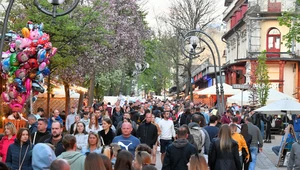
[255,99,300,115]
[227,88,296,106]
[194,83,240,95]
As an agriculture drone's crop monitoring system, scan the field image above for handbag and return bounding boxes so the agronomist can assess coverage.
[242,147,248,162]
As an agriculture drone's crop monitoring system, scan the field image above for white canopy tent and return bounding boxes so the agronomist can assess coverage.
[194,83,240,95]
[38,86,81,98]
[227,88,296,106]
[255,99,300,115]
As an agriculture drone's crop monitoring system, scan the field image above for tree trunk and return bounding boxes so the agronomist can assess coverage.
[88,70,95,106]
[77,91,84,114]
[63,81,70,117]
[46,66,51,118]
[119,71,125,96]
[175,56,180,99]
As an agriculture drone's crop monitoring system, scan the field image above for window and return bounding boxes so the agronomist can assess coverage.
[266,28,281,58]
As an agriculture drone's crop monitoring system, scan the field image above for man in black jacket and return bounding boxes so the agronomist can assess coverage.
[43,121,66,156]
[31,117,51,145]
[162,126,197,170]
[137,113,158,148]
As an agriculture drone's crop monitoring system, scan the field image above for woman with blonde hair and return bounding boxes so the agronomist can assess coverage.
[81,132,102,154]
[208,124,241,170]
[133,151,151,170]
[0,122,17,162]
[86,114,101,133]
[188,154,208,170]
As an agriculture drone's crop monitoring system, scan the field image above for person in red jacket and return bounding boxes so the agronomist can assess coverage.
[221,110,232,124]
[0,122,17,162]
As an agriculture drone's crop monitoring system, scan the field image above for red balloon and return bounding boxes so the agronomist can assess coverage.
[28,58,38,69]
[38,33,49,45]
[23,47,36,57]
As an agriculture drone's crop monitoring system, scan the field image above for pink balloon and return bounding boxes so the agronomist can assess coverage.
[49,47,57,58]
[1,92,10,102]
[8,87,18,99]
[25,78,32,98]
[17,51,29,63]
[29,30,40,40]
[19,38,32,49]
[15,69,26,79]
[38,62,46,71]
[9,102,23,112]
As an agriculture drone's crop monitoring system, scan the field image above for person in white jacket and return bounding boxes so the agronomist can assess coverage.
[74,122,88,151]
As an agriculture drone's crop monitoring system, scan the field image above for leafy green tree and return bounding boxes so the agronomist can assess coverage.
[278,0,300,49]
[255,51,270,106]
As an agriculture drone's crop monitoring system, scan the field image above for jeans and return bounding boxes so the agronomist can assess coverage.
[249,147,258,170]
[272,146,280,156]
[295,132,300,141]
[260,120,264,139]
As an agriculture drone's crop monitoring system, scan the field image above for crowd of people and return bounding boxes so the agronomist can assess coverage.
[0,98,299,170]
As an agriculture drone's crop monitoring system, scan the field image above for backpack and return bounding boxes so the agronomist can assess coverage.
[189,126,205,152]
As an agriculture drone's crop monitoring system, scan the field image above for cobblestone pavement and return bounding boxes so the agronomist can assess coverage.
[155,135,287,170]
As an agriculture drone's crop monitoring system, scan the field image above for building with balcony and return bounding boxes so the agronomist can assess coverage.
[222,0,300,99]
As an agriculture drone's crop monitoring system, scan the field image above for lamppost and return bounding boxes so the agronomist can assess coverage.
[181,30,225,115]
[132,61,149,96]
[0,0,80,59]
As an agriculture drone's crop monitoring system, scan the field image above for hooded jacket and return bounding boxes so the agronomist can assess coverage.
[29,122,38,135]
[162,138,197,170]
[6,139,33,170]
[32,143,56,170]
[188,122,211,154]
[57,151,85,170]
[288,141,300,170]
[0,134,16,162]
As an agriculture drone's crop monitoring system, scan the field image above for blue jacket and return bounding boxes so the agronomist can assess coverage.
[29,122,38,135]
[6,139,33,170]
[47,116,63,132]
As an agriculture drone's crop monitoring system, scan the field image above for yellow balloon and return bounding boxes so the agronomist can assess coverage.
[21,27,30,38]
[7,77,14,84]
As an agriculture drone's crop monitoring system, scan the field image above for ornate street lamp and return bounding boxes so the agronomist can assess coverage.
[0,0,80,59]
[181,30,225,115]
[34,0,80,18]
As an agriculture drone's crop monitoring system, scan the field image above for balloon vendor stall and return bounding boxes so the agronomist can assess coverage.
[0,21,57,113]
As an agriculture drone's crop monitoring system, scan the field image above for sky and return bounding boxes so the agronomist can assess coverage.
[139,0,226,30]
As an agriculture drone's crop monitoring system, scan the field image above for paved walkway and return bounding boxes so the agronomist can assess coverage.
[155,135,288,170]
[256,135,286,170]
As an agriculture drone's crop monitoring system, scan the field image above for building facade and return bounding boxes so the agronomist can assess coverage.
[222,0,300,99]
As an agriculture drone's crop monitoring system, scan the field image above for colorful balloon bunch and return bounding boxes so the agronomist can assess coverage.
[0,21,57,112]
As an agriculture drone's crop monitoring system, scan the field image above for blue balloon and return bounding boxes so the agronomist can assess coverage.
[2,57,10,72]
[14,78,22,85]
[16,84,27,93]
[42,67,50,76]
[37,49,46,63]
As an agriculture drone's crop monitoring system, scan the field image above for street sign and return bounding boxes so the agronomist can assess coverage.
[232,84,250,90]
